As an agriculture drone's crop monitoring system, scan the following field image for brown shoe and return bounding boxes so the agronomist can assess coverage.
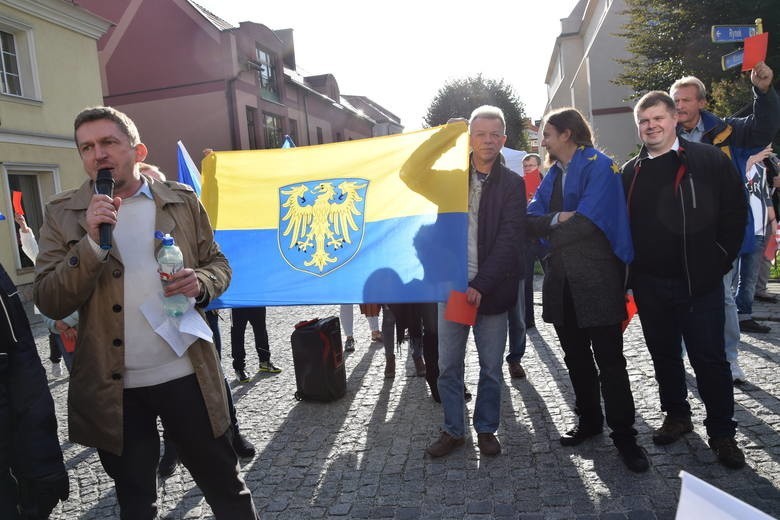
[508,361,526,379]
[385,354,395,379]
[652,415,693,445]
[413,356,426,377]
[477,433,501,456]
[426,431,465,458]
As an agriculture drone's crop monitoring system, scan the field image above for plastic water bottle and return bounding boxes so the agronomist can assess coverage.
[156,233,189,317]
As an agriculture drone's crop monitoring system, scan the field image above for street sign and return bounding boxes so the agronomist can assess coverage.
[711,25,757,43]
[721,48,744,70]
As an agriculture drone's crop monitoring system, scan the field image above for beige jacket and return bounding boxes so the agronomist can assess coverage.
[34,175,231,455]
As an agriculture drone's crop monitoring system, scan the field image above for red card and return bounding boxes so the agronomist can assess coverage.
[621,293,638,332]
[742,32,768,71]
[12,191,23,215]
[444,290,477,326]
[61,334,76,353]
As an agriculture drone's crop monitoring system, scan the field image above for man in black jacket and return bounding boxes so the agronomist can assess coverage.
[0,261,69,518]
[417,106,525,458]
[622,91,747,469]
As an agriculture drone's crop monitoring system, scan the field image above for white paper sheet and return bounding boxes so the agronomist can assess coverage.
[140,295,213,357]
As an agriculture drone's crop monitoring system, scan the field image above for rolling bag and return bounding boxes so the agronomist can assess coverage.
[290,316,346,401]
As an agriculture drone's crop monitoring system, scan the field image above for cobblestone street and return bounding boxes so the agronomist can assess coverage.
[37,279,780,519]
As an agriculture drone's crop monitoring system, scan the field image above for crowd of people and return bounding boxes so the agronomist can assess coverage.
[0,59,778,518]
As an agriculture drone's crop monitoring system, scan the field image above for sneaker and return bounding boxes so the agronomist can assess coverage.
[426,431,465,458]
[258,361,281,374]
[235,368,251,383]
[560,423,603,446]
[615,440,650,473]
[731,361,746,385]
[232,429,256,458]
[652,415,693,445]
[739,318,770,333]
[709,436,745,469]
[158,443,178,478]
[50,361,62,378]
[344,336,355,352]
[508,361,526,379]
[371,330,383,342]
[477,433,501,456]
[413,356,426,377]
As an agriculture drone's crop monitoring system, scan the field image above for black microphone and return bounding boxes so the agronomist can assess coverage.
[95,169,114,250]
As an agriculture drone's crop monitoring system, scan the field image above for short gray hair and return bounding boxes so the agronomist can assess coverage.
[670,76,707,100]
[469,105,506,134]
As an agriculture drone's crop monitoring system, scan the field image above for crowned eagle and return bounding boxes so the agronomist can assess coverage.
[280,180,367,271]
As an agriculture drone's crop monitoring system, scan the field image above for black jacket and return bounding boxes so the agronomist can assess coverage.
[621,138,747,295]
[0,263,68,518]
[468,160,527,314]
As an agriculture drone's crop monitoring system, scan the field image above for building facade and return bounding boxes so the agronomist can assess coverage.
[77,0,401,176]
[0,0,109,287]
[544,0,638,162]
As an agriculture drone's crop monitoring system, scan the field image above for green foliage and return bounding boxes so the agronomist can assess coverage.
[616,0,780,116]
[423,74,529,150]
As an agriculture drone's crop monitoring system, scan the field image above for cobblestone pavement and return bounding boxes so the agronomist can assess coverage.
[35,278,780,519]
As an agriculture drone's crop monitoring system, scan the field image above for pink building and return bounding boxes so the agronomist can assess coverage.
[76,0,401,175]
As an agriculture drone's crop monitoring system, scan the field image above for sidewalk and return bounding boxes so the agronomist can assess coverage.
[34,280,780,519]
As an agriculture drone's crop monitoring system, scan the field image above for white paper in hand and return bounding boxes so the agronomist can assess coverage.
[140,294,213,357]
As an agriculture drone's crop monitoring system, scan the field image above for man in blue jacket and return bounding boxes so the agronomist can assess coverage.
[671,62,780,383]
[0,261,69,518]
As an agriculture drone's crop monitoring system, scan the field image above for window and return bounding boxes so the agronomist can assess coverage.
[4,165,58,270]
[0,16,38,100]
[246,106,257,149]
[264,113,282,149]
[0,30,21,95]
[316,126,323,145]
[255,47,279,102]
[288,118,299,147]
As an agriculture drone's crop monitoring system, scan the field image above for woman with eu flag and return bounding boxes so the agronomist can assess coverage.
[527,107,648,473]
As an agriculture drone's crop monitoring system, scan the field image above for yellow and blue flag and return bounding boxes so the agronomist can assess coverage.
[201,123,470,307]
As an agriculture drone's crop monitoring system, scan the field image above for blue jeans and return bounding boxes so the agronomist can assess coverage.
[437,304,507,438]
[506,279,526,363]
[723,260,740,364]
[632,273,736,439]
[735,234,766,319]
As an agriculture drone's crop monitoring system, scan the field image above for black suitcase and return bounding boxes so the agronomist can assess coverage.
[291,316,346,401]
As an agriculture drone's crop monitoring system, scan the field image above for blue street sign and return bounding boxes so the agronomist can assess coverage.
[721,48,744,71]
[711,25,757,43]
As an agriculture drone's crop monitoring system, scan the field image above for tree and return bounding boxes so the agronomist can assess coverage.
[424,75,529,150]
[616,0,780,116]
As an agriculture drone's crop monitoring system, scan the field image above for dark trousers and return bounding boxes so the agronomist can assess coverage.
[419,303,440,401]
[48,333,61,364]
[98,375,256,519]
[553,283,636,441]
[632,273,736,438]
[231,307,269,370]
[524,240,545,326]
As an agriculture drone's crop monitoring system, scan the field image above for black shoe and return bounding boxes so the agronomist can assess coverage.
[235,368,251,383]
[344,337,355,352]
[615,440,650,473]
[754,293,778,303]
[709,436,745,469]
[158,444,178,478]
[232,429,256,458]
[560,424,603,446]
[739,318,771,333]
[652,415,693,445]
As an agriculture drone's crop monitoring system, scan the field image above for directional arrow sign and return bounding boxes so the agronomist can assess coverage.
[711,25,757,43]
[721,48,744,70]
